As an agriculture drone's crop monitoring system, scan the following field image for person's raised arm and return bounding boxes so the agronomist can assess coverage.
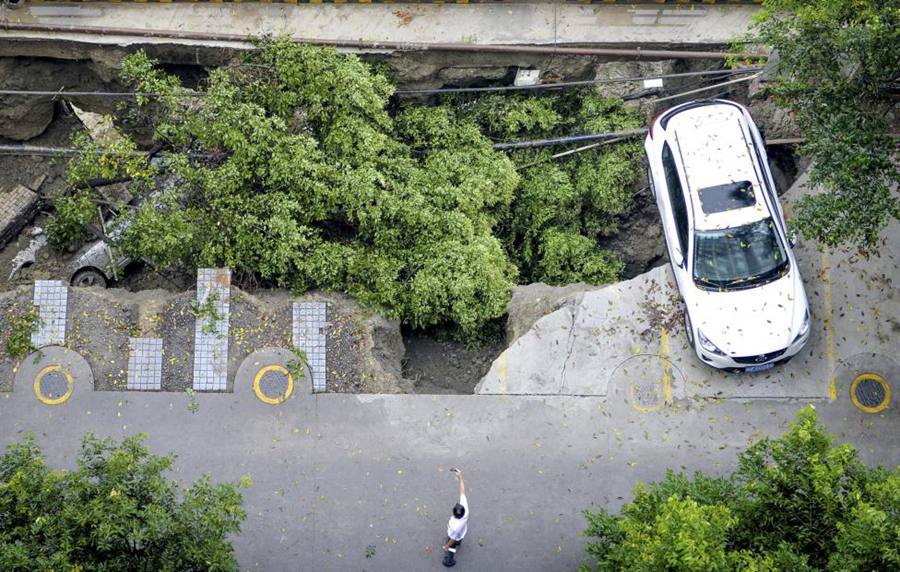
[457,470,465,499]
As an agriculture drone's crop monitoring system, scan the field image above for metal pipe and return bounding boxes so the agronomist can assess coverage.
[0,21,756,60]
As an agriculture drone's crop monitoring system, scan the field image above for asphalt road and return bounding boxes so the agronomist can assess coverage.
[1,379,897,571]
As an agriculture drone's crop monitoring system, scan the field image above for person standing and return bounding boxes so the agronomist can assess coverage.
[442,468,468,567]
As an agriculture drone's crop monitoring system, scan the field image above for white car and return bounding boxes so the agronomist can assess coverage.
[644,99,810,372]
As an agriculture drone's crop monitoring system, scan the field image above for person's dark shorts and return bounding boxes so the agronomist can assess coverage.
[445,537,462,549]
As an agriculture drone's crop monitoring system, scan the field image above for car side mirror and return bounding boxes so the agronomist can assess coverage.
[672,251,686,269]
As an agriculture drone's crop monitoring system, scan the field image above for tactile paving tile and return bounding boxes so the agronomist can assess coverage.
[192,268,230,391]
[126,337,163,391]
[31,280,67,347]
[292,302,327,393]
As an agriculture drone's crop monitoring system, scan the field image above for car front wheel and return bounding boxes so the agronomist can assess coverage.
[71,268,108,289]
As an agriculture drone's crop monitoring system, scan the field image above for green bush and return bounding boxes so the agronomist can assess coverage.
[4,307,41,360]
[112,40,519,339]
[0,433,247,571]
[581,406,900,571]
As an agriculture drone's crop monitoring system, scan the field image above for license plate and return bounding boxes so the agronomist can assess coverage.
[745,363,775,373]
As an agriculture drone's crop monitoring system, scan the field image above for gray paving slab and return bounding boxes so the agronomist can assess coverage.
[31,280,67,347]
[293,302,327,393]
[127,337,163,391]
[0,381,896,571]
[192,268,230,392]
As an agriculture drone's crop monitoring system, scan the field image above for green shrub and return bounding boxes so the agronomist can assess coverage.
[112,40,518,340]
[0,433,246,570]
[5,307,41,360]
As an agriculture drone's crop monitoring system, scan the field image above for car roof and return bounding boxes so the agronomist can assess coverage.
[665,102,770,231]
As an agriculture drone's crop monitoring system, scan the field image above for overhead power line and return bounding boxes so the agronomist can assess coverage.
[395,68,763,95]
[0,67,763,100]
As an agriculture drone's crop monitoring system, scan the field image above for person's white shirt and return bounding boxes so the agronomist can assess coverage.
[447,494,469,541]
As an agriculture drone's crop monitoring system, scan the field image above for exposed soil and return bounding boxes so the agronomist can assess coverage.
[600,184,666,279]
[67,288,138,391]
[0,286,33,392]
[402,329,505,394]
[0,107,82,201]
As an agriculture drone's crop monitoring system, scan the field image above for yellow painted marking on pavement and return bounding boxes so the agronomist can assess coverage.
[497,352,508,396]
[628,383,661,413]
[34,364,74,405]
[659,328,672,404]
[253,364,294,405]
[821,250,837,400]
[850,372,890,414]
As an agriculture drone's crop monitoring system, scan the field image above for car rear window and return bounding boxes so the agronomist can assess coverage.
[697,180,755,214]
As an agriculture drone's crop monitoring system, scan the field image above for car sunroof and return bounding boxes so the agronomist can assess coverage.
[697,181,756,214]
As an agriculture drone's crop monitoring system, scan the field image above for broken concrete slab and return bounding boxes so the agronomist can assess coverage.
[505,282,601,345]
[478,170,900,403]
[70,102,124,146]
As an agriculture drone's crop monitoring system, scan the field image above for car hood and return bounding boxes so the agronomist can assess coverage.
[689,271,803,357]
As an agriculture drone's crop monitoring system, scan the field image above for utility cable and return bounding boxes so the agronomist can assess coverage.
[394,68,762,95]
[0,68,762,99]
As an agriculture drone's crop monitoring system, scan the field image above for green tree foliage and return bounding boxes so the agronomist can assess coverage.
[739,0,900,252]
[0,433,247,571]
[455,91,643,284]
[45,188,96,248]
[48,130,157,249]
[581,406,900,571]
[115,39,518,339]
[65,40,644,338]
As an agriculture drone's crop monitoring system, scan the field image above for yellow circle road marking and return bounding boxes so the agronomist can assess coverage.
[33,364,74,405]
[850,372,890,414]
[628,382,662,413]
[253,364,293,405]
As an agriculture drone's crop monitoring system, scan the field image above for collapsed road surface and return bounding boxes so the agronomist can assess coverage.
[477,170,900,405]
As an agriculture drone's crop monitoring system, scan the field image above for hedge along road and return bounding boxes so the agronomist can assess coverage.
[1,369,898,571]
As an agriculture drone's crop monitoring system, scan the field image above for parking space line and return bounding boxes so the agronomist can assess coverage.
[820,251,838,400]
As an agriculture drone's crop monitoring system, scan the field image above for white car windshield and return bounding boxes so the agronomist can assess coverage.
[693,217,789,290]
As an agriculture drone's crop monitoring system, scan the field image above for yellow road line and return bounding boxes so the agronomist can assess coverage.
[497,352,508,396]
[659,328,672,404]
[821,250,838,400]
